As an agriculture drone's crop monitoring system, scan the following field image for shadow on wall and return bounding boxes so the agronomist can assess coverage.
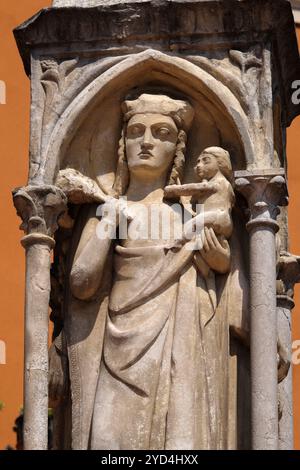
[2,410,53,451]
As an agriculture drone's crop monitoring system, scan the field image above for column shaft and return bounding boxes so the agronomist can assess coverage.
[23,237,54,450]
[249,224,278,449]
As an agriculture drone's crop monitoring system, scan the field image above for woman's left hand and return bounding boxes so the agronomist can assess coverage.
[199,227,231,274]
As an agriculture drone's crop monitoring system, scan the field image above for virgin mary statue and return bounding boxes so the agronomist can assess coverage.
[49,93,237,450]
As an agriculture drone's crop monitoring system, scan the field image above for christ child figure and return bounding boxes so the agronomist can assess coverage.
[164,146,235,241]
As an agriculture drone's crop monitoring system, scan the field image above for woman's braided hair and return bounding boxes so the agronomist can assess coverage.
[167,129,187,186]
[112,125,129,196]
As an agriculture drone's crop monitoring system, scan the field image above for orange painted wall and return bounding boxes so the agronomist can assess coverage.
[0,0,299,450]
[0,0,51,449]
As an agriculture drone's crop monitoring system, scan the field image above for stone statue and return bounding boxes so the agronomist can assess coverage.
[49,93,234,449]
[164,146,235,241]
[14,0,300,451]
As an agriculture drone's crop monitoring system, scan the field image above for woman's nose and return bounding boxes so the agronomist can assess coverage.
[142,127,154,147]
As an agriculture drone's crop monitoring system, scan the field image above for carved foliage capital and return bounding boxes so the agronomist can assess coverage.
[235,169,288,223]
[277,252,300,303]
[12,185,67,237]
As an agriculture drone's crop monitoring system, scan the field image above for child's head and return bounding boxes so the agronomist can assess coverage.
[194,147,232,182]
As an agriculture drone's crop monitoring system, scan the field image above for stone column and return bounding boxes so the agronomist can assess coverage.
[235,169,288,450]
[277,252,300,450]
[13,186,66,450]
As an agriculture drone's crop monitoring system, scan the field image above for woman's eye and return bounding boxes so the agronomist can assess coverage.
[128,126,142,136]
[157,128,170,136]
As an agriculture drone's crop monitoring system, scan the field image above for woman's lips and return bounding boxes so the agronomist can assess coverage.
[139,152,153,159]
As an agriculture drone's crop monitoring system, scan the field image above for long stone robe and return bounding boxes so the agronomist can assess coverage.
[54,205,247,450]
[90,239,229,449]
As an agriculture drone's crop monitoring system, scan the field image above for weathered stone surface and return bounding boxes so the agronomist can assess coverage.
[53,0,149,5]
[236,172,288,450]
[13,0,300,451]
[63,94,234,449]
[13,185,67,450]
[164,146,235,241]
[277,252,300,450]
[15,0,300,131]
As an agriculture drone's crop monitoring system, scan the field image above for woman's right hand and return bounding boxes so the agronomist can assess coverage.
[198,227,231,274]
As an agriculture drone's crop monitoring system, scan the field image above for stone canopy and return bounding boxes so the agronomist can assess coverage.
[15,0,300,127]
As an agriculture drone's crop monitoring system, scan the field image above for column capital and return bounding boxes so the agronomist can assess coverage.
[277,251,300,309]
[12,185,67,248]
[235,169,288,231]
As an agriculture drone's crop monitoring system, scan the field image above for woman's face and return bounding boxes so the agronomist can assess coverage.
[125,113,178,179]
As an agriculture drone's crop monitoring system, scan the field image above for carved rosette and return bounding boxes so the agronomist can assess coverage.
[12,185,67,249]
[235,169,288,232]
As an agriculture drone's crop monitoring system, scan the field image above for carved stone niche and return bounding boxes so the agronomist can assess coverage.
[13,0,300,451]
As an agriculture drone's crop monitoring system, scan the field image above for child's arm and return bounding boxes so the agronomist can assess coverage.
[164,182,219,199]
